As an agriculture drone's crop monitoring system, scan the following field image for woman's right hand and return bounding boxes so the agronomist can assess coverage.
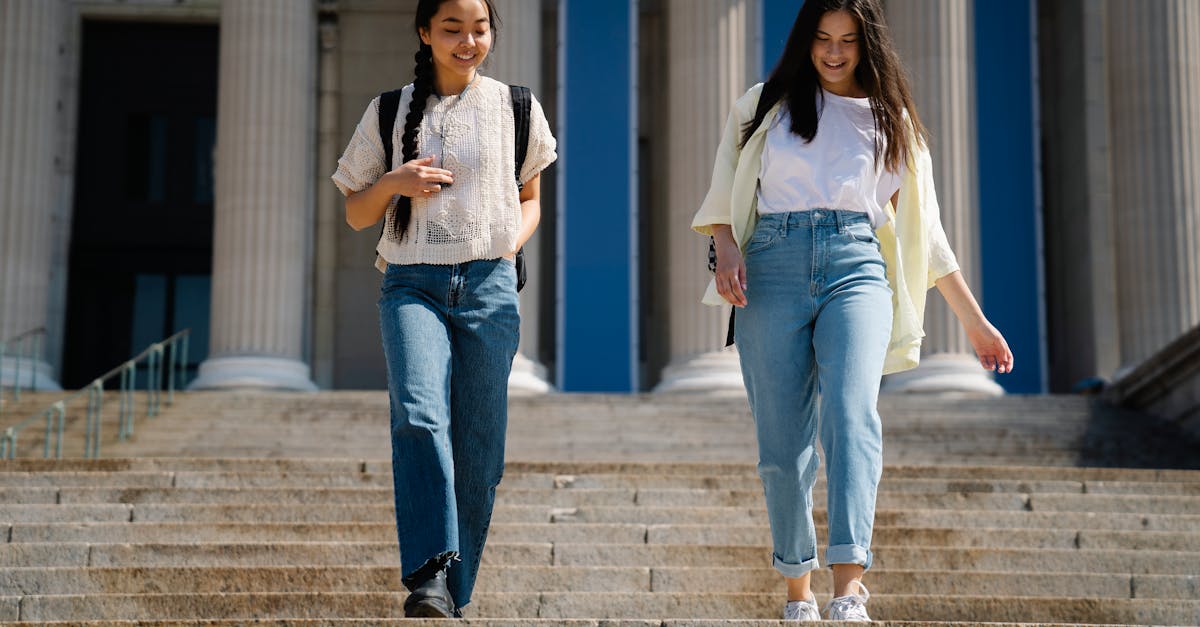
[712,225,748,307]
[385,156,454,198]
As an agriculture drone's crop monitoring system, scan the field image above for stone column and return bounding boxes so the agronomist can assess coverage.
[654,0,756,393]
[881,0,1002,394]
[191,0,317,391]
[0,0,64,390]
[1107,0,1200,372]
[486,0,552,393]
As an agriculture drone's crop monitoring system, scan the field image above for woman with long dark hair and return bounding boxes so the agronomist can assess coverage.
[692,0,1012,621]
[332,0,556,617]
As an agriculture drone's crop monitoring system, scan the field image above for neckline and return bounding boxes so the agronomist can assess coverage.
[822,88,871,107]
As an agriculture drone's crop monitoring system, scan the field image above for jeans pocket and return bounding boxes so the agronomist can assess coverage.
[845,223,880,246]
[744,226,779,256]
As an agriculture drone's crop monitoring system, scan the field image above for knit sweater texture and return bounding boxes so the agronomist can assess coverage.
[333,76,557,270]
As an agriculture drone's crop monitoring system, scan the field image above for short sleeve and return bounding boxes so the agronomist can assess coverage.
[518,94,558,185]
[332,97,389,197]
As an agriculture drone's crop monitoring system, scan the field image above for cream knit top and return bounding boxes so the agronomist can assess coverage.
[332,76,557,271]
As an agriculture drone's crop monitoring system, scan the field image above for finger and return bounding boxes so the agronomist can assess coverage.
[414,156,436,165]
[726,273,747,307]
[421,168,455,180]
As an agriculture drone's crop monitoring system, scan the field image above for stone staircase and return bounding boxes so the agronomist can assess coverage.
[1,391,1198,625]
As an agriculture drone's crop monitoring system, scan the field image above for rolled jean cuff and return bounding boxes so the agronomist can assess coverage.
[773,552,820,578]
[825,544,872,570]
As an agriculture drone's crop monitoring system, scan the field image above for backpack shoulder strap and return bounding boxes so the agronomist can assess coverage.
[510,85,532,189]
[378,88,404,169]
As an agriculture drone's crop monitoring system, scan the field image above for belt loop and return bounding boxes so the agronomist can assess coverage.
[782,213,789,237]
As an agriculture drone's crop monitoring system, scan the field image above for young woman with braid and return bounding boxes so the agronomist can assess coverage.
[331,0,556,618]
[692,0,1012,621]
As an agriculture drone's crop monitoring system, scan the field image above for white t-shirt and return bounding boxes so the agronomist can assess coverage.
[756,90,902,228]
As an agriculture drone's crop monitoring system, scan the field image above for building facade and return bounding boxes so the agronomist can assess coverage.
[1,0,1197,397]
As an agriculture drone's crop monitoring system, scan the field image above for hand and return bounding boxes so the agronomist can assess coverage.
[713,235,748,307]
[386,156,454,198]
[964,318,1014,374]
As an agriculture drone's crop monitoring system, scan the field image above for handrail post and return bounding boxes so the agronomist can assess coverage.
[148,344,163,417]
[118,362,132,440]
[53,401,65,459]
[1,427,14,459]
[181,332,190,388]
[0,340,6,421]
[12,338,21,402]
[166,336,177,405]
[86,380,103,458]
[43,407,52,458]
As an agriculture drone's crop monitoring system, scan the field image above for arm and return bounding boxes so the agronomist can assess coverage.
[933,270,1014,373]
[513,173,542,253]
[712,224,748,307]
[344,156,454,231]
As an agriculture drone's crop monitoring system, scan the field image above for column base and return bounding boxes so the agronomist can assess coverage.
[509,353,554,395]
[189,356,318,391]
[881,353,1004,396]
[0,357,62,391]
[654,349,745,394]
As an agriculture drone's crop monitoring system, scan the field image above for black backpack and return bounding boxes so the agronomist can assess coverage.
[377,84,532,291]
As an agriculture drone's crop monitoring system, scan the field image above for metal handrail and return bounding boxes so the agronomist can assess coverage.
[0,329,190,459]
[0,327,48,409]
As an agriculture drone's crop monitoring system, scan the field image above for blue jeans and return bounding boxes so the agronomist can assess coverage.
[736,210,892,578]
[378,258,520,609]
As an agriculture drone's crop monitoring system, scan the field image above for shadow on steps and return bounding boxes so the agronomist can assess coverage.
[1079,398,1200,469]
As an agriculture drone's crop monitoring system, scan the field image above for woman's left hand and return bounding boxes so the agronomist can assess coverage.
[965,319,1014,374]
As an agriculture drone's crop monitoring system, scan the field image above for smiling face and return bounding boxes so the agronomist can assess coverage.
[810,10,864,97]
[418,0,493,95]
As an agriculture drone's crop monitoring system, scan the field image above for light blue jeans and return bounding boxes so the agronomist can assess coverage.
[378,258,520,609]
[736,210,892,578]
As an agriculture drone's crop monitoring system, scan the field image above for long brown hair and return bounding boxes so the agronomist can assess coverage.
[742,0,926,173]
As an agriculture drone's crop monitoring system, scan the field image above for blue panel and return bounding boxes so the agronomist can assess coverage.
[558,0,636,391]
[173,275,211,369]
[763,0,799,79]
[974,0,1045,393]
[131,274,168,355]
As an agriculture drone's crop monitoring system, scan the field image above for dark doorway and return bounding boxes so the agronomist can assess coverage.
[64,21,218,388]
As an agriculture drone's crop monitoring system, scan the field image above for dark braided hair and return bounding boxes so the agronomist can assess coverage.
[741,0,927,174]
[392,0,501,240]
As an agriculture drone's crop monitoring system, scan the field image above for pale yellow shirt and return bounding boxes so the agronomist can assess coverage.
[690,83,960,374]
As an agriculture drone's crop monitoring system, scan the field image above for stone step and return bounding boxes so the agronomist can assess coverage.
[7,614,1171,619]
[4,459,1197,482]
[2,486,1194,514]
[6,502,1199,532]
[8,522,1199,552]
[3,566,1196,599]
[5,469,1199,495]
[4,542,1196,575]
[8,592,1199,624]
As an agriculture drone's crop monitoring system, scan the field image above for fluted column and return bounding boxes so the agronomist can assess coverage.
[1107,0,1200,372]
[0,0,64,390]
[485,0,552,393]
[191,0,317,390]
[654,0,756,393]
[882,0,1001,394]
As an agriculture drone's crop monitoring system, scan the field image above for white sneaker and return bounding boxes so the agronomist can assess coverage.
[784,597,821,621]
[824,581,870,621]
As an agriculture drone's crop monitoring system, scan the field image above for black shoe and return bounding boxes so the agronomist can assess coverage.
[403,568,456,618]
